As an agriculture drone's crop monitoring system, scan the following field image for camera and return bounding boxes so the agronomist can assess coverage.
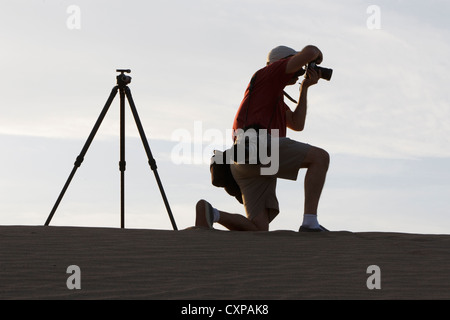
[116,69,132,86]
[306,62,333,81]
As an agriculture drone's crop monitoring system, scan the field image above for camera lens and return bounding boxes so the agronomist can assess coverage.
[317,66,333,81]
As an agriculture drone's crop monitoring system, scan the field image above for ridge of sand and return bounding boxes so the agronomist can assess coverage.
[1,225,449,299]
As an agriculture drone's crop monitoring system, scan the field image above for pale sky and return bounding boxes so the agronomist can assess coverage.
[1,0,449,233]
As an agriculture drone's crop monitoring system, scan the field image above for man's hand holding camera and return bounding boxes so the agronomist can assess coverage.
[302,67,320,88]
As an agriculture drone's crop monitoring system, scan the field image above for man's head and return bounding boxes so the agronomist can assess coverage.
[266,45,298,65]
[267,45,301,85]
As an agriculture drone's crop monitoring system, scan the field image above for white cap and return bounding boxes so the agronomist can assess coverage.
[267,46,298,64]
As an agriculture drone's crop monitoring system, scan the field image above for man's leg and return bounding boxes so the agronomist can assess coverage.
[196,199,269,231]
[218,208,269,231]
[300,146,330,216]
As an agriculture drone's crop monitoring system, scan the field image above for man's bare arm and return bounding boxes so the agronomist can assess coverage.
[285,45,323,74]
[286,68,320,131]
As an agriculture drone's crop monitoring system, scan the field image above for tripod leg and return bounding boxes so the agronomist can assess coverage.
[124,87,178,231]
[119,88,126,229]
[45,86,119,226]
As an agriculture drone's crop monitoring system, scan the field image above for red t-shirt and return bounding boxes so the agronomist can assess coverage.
[232,58,294,138]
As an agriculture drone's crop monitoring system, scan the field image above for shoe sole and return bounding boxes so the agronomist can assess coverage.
[195,200,214,229]
[299,225,330,232]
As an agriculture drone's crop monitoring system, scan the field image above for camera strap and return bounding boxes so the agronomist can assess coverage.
[283,91,298,104]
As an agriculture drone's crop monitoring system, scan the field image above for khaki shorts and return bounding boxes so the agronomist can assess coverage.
[230,137,311,222]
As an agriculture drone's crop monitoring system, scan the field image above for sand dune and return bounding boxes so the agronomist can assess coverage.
[0,225,449,300]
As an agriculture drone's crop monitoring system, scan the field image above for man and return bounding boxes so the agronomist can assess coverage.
[196,45,330,232]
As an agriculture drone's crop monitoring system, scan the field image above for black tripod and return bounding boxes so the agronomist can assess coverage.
[45,69,178,230]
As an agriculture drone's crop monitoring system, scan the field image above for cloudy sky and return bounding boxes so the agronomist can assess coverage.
[1,0,449,233]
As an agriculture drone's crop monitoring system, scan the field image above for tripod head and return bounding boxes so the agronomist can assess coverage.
[116,69,132,87]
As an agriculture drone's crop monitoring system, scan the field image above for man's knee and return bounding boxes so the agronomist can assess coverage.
[317,148,330,168]
[252,209,270,231]
[303,146,330,168]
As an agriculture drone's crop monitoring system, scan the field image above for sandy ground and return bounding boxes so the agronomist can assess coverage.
[0,225,449,300]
